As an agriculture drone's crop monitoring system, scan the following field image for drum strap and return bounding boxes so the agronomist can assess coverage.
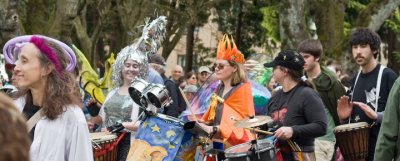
[27,108,43,132]
[375,66,385,113]
[351,65,385,123]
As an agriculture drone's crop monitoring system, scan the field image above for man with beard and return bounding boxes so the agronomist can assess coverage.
[337,27,397,161]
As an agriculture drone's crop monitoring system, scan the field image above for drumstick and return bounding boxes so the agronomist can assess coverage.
[243,127,274,135]
[287,139,301,151]
[244,127,301,151]
[178,87,198,122]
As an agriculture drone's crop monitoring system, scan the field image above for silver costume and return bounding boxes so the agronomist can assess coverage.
[110,16,166,89]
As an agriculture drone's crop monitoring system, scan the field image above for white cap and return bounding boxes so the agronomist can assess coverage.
[199,66,210,73]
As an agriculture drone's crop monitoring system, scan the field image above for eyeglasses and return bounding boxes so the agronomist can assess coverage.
[215,64,228,70]
[200,72,209,76]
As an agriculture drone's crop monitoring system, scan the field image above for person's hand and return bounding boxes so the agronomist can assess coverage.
[107,123,125,133]
[353,102,378,120]
[86,98,101,117]
[274,126,293,140]
[198,122,213,134]
[87,121,94,131]
[101,127,111,134]
[337,96,353,120]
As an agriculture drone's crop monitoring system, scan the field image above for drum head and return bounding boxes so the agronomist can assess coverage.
[225,139,274,158]
[334,122,370,133]
[90,132,118,143]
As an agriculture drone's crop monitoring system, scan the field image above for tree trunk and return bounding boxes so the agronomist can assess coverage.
[185,24,195,73]
[73,17,93,62]
[24,0,52,34]
[115,0,149,52]
[311,0,347,60]
[356,0,400,31]
[387,28,400,74]
[161,0,187,59]
[235,0,243,46]
[279,0,308,50]
[48,0,79,44]
[0,0,22,48]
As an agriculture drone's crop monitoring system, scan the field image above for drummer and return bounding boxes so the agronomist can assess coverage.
[91,44,145,161]
[264,50,327,160]
[199,35,255,149]
[337,27,397,161]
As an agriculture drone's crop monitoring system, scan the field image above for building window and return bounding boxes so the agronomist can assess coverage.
[177,54,186,69]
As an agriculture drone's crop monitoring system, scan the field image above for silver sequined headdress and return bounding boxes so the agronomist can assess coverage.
[111,16,167,88]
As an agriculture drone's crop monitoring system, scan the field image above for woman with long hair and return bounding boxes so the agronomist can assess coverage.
[199,35,255,150]
[264,50,327,161]
[3,35,93,161]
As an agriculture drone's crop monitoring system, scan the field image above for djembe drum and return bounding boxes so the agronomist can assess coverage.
[90,132,118,161]
[334,122,370,161]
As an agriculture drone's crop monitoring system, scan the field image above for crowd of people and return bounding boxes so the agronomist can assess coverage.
[1,21,400,161]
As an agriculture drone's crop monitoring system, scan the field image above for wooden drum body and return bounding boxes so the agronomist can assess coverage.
[90,132,118,161]
[334,122,370,161]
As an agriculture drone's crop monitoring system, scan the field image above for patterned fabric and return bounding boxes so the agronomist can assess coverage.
[127,114,196,161]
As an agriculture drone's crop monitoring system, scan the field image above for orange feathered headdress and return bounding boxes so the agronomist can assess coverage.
[216,34,245,64]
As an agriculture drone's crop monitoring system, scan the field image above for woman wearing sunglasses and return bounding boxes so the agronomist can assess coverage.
[199,35,255,152]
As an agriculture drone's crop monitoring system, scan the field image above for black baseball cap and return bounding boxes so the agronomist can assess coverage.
[264,50,305,70]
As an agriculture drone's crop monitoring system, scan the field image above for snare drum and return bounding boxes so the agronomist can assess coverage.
[334,122,370,161]
[225,139,277,161]
[90,132,118,161]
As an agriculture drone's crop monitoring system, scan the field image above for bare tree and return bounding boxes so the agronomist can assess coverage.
[73,0,112,65]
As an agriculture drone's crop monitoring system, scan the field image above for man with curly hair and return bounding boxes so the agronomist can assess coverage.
[337,27,398,161]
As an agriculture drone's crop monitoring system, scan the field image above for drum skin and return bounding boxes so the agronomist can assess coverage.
[90,132,118,161]
[334,122,370,161]
[225,139,277,161]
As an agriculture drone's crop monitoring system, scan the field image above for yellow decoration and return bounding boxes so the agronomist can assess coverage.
[166,130,176,139]
[168,142,175,149]
[208,93,224,121]
[142,121,149,128]
[151,124,161,133]
[72,45,115,104]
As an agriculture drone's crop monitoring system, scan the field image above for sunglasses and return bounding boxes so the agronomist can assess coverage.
[215,64,229,70]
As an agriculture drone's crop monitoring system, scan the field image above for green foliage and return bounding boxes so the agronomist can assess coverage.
[384,8,400,35]
[195,41,215,67]
[214,0,268,58]
[393,51,400,64]
[260,5,280,51]
[345,0,368,27]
